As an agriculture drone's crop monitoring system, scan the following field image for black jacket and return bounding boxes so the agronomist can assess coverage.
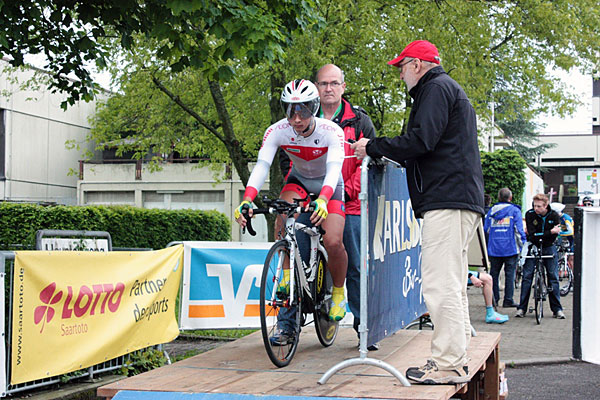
[366,66,484,218]
[525,206,560,248]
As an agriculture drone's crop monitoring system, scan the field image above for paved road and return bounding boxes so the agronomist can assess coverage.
[467,281,572,364]
[507,361,600,399]
[467,279,600,399]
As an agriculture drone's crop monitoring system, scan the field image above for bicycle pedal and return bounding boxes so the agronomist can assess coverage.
[528,307,534,313]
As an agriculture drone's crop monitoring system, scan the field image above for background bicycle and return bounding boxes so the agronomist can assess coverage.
[524,245,554,324]
[556,237,574,296]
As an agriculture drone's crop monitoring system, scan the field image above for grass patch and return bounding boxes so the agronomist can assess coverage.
[181,329,257,339]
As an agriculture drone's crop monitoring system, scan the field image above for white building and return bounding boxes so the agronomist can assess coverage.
[0,59,106,205]
[77,160,266,242]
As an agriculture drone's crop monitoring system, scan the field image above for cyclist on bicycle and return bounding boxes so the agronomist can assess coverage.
[550,202,575,271]
[234,79,348,329]
[515,193,565,319]
[582,196,594,207]
[550,202,574,251]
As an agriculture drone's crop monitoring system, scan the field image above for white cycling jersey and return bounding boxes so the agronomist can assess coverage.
[245,117,345,201]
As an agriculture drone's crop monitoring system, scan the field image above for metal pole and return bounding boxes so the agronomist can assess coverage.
[358,156,371,359]
[318,157,411,387]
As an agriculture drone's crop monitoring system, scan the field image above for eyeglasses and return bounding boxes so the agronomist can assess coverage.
[583,202,593,206]
[284,103,313,119]
[316,81,343,88]
[397,58,416,73]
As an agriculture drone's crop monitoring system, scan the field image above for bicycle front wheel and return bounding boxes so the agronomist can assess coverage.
[259,240,301,368]
[534,268,543,325]
[312,251,339,347]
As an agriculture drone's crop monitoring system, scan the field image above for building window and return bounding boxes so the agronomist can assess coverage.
[86,191,135,205]
[143,191,225,212]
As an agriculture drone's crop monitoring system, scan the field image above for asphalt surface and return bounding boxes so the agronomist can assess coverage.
[466,280,600,399]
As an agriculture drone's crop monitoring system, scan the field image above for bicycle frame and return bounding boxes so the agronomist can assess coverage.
[271,214,328,309]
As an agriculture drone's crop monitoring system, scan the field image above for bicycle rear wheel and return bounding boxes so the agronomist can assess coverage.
[534,267,543,325]
[312,251,339,347]
[259,241,302,368]
[560,264,573,297]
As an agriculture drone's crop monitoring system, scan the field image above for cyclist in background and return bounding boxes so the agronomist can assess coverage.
[582,196,593,207]
[234,80,348,332]
[550,202,574,271]
[515,193,564,319]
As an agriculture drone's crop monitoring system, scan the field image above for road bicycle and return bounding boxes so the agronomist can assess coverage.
[556,238,573,297]
[524,245,554,325]
[242,196,339,367]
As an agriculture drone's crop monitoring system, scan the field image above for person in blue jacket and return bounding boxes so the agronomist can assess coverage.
[484,188,526,308]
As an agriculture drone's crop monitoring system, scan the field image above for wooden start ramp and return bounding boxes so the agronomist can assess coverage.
[99,328,501,400]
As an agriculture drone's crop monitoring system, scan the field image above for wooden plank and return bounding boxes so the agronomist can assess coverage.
[482,344,499,400]
[98,328,501,400]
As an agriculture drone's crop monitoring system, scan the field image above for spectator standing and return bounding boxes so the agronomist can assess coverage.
[515,193,565,319]
[484,188,526,308]
[279,64,377,349]
[315,64,377,344]
[352,40,484,384]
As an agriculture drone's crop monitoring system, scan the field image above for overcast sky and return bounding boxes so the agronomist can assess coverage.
[535,68,593,136]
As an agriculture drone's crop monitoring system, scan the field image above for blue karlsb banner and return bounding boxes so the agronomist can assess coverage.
[367,162,427,346]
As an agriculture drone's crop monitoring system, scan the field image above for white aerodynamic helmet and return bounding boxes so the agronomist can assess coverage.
[550,202,565,214]
[280,79,320,119]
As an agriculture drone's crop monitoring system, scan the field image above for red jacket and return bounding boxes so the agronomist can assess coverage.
[335,99,376,214]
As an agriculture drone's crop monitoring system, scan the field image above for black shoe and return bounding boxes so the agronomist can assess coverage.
[368,343,380,351]
[502,301,518,308]
[357,340,380,351]
[269,329,294,346]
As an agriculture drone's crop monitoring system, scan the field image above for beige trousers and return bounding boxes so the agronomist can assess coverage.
[421,209,480,370]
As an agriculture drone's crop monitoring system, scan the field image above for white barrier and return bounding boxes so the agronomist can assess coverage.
[578,207,600,364]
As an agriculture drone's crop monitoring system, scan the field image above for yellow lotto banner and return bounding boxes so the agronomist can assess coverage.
[11,245,183,384]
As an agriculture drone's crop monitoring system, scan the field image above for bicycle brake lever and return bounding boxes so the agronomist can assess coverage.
[241,206,257,236]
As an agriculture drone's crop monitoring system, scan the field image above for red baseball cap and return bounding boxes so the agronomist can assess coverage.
[388,40,441,67]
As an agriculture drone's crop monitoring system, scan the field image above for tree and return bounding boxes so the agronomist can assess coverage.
[497,114,555,167]
[84,0,600,224]
[0,0,321,107]
[481,150,527,208]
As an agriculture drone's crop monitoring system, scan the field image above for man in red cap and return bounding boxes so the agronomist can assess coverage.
[352,40,484,384]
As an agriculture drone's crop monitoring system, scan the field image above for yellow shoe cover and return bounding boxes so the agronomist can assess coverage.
[329,287,347,321]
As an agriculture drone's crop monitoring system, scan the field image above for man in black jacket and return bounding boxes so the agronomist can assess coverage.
[516,193,564,319]
[352,40,484,384]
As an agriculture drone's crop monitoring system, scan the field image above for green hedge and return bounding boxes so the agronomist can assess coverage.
[0,203,230,250]
[481,149,527,208]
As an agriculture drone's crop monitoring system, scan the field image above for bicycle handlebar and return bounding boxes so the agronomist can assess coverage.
[242,195,319,237]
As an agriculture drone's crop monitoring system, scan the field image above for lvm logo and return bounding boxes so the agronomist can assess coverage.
[34,281,125,333]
